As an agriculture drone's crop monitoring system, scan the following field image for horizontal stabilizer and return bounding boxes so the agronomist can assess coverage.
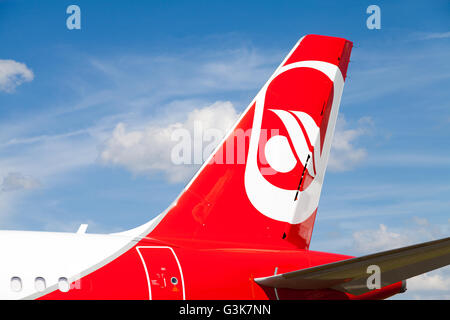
[255,237,450,295]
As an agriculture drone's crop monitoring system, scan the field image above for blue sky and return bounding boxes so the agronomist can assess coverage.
[1,0,449,298]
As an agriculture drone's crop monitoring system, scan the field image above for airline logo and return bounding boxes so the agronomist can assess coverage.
[264,109,318,180]
[244,60,345,224]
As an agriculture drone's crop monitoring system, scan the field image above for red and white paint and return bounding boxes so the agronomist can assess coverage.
[0,35,406,300]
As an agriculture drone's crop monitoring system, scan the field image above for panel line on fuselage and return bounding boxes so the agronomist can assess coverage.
[136,246,186,300]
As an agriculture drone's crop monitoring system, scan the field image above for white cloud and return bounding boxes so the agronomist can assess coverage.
[0,127,99,222]
[0,59,34,93]
[328,116,372,172]
[408,270,450,291]
[99,100,372,182]
[84,46,280,113]
[0,129,98,181]
[397,267,450,299]
[198,48,279,90]
[0,43,277,225]
[352,217,448,254]
[99,101,239,183]
[1,172,41,192]
[414,31,450,40]
[353,224,410,253]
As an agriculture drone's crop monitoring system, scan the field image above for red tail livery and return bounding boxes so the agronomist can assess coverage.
[0,35,448,300]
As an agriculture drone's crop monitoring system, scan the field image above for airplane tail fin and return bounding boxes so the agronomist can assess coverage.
[149,35,353,249]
